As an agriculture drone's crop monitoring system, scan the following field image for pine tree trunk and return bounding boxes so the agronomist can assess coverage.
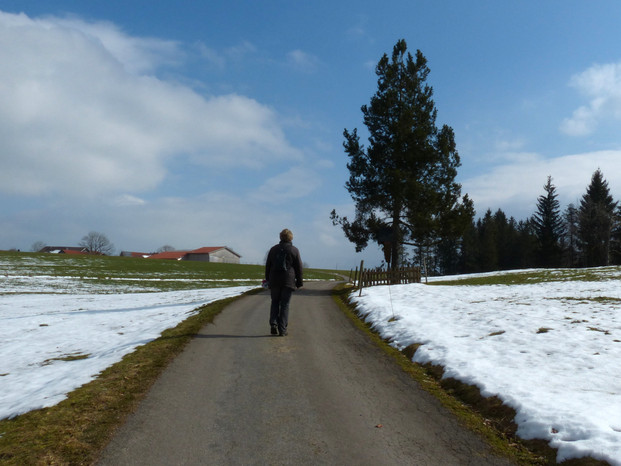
[391,208,401,270]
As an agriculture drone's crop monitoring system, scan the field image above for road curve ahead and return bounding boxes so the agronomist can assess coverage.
[98,281,513,465]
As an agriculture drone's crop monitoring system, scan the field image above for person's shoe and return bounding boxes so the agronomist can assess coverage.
[271,325,278,335]
[279,329,288,336]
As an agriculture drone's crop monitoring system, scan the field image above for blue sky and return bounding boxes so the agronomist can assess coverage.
[3,1,621,268]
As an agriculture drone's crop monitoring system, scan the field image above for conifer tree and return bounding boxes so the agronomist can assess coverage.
[611,206,621,265]
[458,220,479,273]
[563,203,579,267]
[516,219,538,268]
[503,216,525,270]
[434,237,459,275]
[331,39,473,269]
[478,209,498,271]
[531,176,564,267]
[578,169,617,266]
[493,209,514,270]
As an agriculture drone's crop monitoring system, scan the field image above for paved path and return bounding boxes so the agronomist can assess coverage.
[98,281,514,465]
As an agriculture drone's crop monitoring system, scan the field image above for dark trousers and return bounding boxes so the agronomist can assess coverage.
[270,286,293,333]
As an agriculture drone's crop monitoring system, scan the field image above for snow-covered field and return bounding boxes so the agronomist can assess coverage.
[0,284,254,420]
[352,267,621,465]
[3,256,620,464]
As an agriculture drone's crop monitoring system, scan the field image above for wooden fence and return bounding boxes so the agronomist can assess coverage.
[350,261,421,293]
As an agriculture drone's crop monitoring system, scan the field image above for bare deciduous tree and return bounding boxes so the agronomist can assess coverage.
[79,231,115,255]
[31,241,47,252]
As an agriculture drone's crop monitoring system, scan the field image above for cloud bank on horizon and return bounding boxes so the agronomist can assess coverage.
[0,12,299,199]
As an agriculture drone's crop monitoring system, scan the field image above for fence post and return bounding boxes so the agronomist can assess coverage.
[357,260,364,296]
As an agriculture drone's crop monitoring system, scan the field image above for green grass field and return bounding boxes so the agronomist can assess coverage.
[0,250,342,293]
[430,266,621,286]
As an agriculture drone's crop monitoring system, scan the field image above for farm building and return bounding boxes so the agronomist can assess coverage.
[120,251,152,258]
[39,246,88,255]
[147,247,241,264]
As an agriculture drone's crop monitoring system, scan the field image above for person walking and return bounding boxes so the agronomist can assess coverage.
[265,229,303,336]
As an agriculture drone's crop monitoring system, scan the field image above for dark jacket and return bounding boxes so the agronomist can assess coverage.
[265,240,303,290]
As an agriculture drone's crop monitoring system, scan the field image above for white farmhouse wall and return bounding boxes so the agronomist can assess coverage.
[209,249,240,264]
[184,248,240,264]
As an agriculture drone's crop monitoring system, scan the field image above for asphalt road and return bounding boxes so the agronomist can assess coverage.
[98,281,514,465]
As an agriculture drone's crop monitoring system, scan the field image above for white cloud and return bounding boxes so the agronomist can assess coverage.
[494,138,527,154]
[51,16,183,75]
[253,166,322,203]
[316,159,335,169]
[225,41,257,61]
[195,40,258,70]
[462,150,621,219]
[363,60,376,70]
[286,49,320,72]
[345,14,374,46]
[561,62,621,136]
[0,11,299,198]
[196,42,226,69]
[113,194,147,206]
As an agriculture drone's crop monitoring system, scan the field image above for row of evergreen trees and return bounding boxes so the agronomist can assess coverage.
[427,169,621,275]
[332,40,620,275]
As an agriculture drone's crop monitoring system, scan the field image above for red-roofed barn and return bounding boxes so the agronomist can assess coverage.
[147,247,241,264]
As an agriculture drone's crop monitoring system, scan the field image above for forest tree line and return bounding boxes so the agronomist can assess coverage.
[421,169,621,276]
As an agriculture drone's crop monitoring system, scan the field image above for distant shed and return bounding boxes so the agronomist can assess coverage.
[120,251,152,258]
[147,247,241,264]
[185,247,241,263]
[39,246,88,254]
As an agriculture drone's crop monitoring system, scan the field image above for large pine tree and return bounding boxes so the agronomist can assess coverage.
[531,176,564,267]
[331,39,473,269]
[578,169,617,267]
